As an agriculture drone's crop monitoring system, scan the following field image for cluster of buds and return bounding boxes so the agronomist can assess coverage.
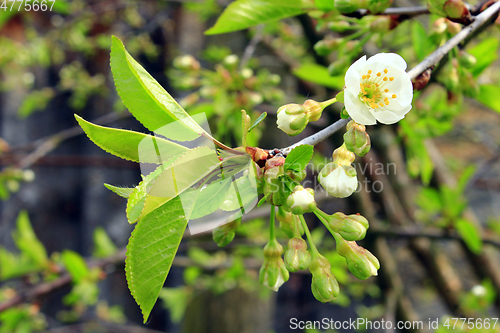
[334,234,380,280]
[212,218,241,247]
[284,185,317,215]
[276,99,331,136]
[316,211,369,241]
[343,120,371,156]
[334,0,392,14]
[260,238,290,291]
[318,144,358,198]
[309,254,340,302]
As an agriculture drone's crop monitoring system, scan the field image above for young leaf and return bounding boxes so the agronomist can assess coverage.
[284,145,314,173]
[476,85,500,113]
[75,115,189,163]
[111,36,207,142]
[183,178,233,220]
[248,112,267,132]
[293,64,344,89]
[93,227,118,258]
[456,219,482,254]
[205,0,306,35]
[61,250,90,283]
[104,184,134,198]
[411,21,433,62]
[468,38,499,77]
[12,211,48,268]
[126,196,188,323]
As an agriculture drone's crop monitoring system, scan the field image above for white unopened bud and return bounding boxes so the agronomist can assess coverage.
[318,162,358,198]
[285,185,316,215]
[276,104,309,136]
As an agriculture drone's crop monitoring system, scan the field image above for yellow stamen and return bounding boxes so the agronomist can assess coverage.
[367,75,371,79]
[377,72,381,77]
[389,77,394,81]
[368,70,372,74]
[392,94,397,98]
[384,69,388,74]
[383,77,388,81]
[385,100,390,105]
[384,89,389,93]
[379,102,384,107]
[362,75,367,79]
[370,103,376,108]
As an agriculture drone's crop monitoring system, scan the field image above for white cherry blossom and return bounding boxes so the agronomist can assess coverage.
[344,53,413,125]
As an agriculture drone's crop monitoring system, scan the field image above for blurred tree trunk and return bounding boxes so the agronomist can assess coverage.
[182,288,275,333]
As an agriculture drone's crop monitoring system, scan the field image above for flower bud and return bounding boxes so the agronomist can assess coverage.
[212,218,241,247]
[302,99,324,122]
[309,254,340,302]
[443,0,470,19]
[322,212,369,241]
[318,163,358,198]
[276,104,309,136]
[458,51,477,68]
[286,168,307,182]
[334,235,379,279]
[285,186,317,215]
[334,0,361,13]
[284,237,311,272]
[328,58,349,76]
[332,144,356,165]
[276,206,295,238]
[369,15,397,32]
[343,121,371,156]
[260,239,289,291]
[367,0,393,14]
[314,38,344,56]
[173,55,200,71]
[327,21,352,32]
[431,18,447,34]
[445,19,462,34]
[264,157,290,206]
[438,61,460,92]
[223,54,239,68]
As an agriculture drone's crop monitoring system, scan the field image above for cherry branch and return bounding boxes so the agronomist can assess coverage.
[283,0,500,152]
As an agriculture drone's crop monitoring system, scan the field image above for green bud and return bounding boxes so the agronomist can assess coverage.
[285,237,311,272]
[443,0,470,19]
[309,254,340,302]
[223,54,239,68]
[314,38,344,56]
[367,0,393,14]
[334,0,360,13]
[302,99,324,122]
[323,212,369,241]
[334,235,380,280]
[286,168,307,182]
[328,58,349,76]
[173,55,200,71]
[260,239,289,291]
[276,104,309,136]
[332,144,356,165]
[458,51,477,68]
[276,206,295,238]
[212,218,241,247]
[327,21,352,32]
[285,185,317,215]
[264,157,290,206]
[427,0,448,17]
[343,120,371,156]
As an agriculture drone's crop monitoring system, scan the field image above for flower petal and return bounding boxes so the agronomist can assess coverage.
[344,55,366,96]
[366,53,407,71]
[373,104,412,124]
[344,90,376,125]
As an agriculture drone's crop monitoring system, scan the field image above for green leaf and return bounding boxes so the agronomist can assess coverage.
[476,85,500,113]
[93,227,118,258]
[205,0,307,35]
[159,287,192,323]
[61,250,90,283]
[248,112,267,132]
[12,211,48,268]
[456,219,482,254]
[183,178,233,219]
[416,188,442,213]
[127,147,220,223]
[104,184,134,198]
[220,173,259,211]
[468,38,499,77]
[111,36,208,141]
[314,0,335,11]
[125,196,188,323]
[411,21,433,62]
[0,247,39,280]
[75,115,189,163]
[293,63,344,89]
[284,145,314,172]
